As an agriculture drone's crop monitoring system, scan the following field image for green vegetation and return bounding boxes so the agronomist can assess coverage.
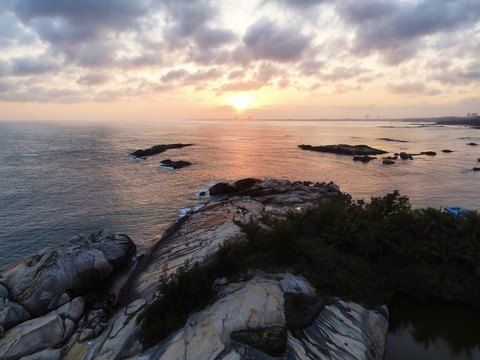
[138,191,480,346]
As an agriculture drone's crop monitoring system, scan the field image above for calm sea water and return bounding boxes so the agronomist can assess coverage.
[1,119,479,358]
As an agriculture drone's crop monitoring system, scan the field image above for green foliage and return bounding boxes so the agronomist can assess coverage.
[138,191,480,346]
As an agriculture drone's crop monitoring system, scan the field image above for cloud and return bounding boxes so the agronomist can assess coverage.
[388,82,441,96]
[339,0,480,63]
[219,80,265,93]
[161,69,189,82]
[320,66,366,81]
[14,0,152,44]
[77,72,114,86]
[435,61,480,85]
[11,55,61,75]
[239,17,312,62]
[269,0,329,9]
[228,69,246,80]
[161,68,222,84]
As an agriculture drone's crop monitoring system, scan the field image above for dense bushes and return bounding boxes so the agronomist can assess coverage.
[138,191,480,345]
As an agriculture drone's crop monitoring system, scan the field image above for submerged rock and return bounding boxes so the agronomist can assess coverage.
[382,159,395,165]
[130,143,193,158]
[353,155,377,163]
[299,144,388,156]
[421,151,437,156]
[442,149,454,153]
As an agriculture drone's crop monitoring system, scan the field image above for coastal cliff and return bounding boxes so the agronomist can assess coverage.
[0,179,388,360]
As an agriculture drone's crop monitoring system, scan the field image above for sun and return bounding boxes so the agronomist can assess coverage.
[227,92,255,110]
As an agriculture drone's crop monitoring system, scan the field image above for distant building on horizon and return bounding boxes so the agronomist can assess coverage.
[472,112,478,118]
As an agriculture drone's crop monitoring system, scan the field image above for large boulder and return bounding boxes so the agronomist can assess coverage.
[0,230,135,322]
[0,315,66,360]
[209,178,261,196]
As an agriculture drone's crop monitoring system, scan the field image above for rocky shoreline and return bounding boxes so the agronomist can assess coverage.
[0,179,388,360]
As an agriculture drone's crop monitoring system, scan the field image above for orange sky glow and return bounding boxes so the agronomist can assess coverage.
[0,0,479,121]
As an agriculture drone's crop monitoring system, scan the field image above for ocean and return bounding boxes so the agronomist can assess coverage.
[1,118,480,359]
[1,119,479,271]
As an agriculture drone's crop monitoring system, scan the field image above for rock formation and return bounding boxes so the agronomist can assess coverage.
[0,179,389,360]
[299,144,387,156]
[130,144,193,158]
[0,230,136,359]
[160,159,192,169]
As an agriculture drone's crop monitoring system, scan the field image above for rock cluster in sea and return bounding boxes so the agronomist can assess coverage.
[0,179,389,360]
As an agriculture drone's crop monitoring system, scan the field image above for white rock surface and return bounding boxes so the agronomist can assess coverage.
[287,298,388,360]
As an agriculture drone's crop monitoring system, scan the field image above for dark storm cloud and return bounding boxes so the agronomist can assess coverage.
[339,0,480,63]
[239,17,312,62]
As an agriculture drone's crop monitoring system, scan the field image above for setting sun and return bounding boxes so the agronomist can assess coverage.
[227,92,255,110]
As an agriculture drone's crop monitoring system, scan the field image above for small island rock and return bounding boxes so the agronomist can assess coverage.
[160,159,192,169]
[130,143,192,158]
[299,144,387,156]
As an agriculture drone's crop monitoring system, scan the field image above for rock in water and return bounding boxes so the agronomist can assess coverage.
[160,159,192,169]
[298,144,387,156]
[0,230,135,321]
[130,143,193,158]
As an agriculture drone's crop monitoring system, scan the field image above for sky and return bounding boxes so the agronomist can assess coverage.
[0,0,479,121]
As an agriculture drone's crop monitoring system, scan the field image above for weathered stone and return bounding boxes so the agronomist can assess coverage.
[382,159,395,165]
[0,230,135,319]
[125,299,146,316]
[22,348,62,360]
[63,318,75,341]
[421,151,437,156]
[287,298,388,360]
[79,328,96,342]
[0,315,65,360]
[0,284,8,299]
[442,149,453,153]
[0,299,31,330]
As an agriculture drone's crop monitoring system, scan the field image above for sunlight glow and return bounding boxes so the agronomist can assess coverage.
[227,92,255,110]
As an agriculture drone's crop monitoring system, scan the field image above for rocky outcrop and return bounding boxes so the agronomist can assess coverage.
[160,159,192,169]
[130,144,193,158]
[130,273,388,360]
[0,179,389,360]
[299,144,387,156]
[382,159,395,165]
[287,298,388,360]
[125,179,348,303]
[0,230,136,360]
[0,230,135,323]
[420,151,437,156]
